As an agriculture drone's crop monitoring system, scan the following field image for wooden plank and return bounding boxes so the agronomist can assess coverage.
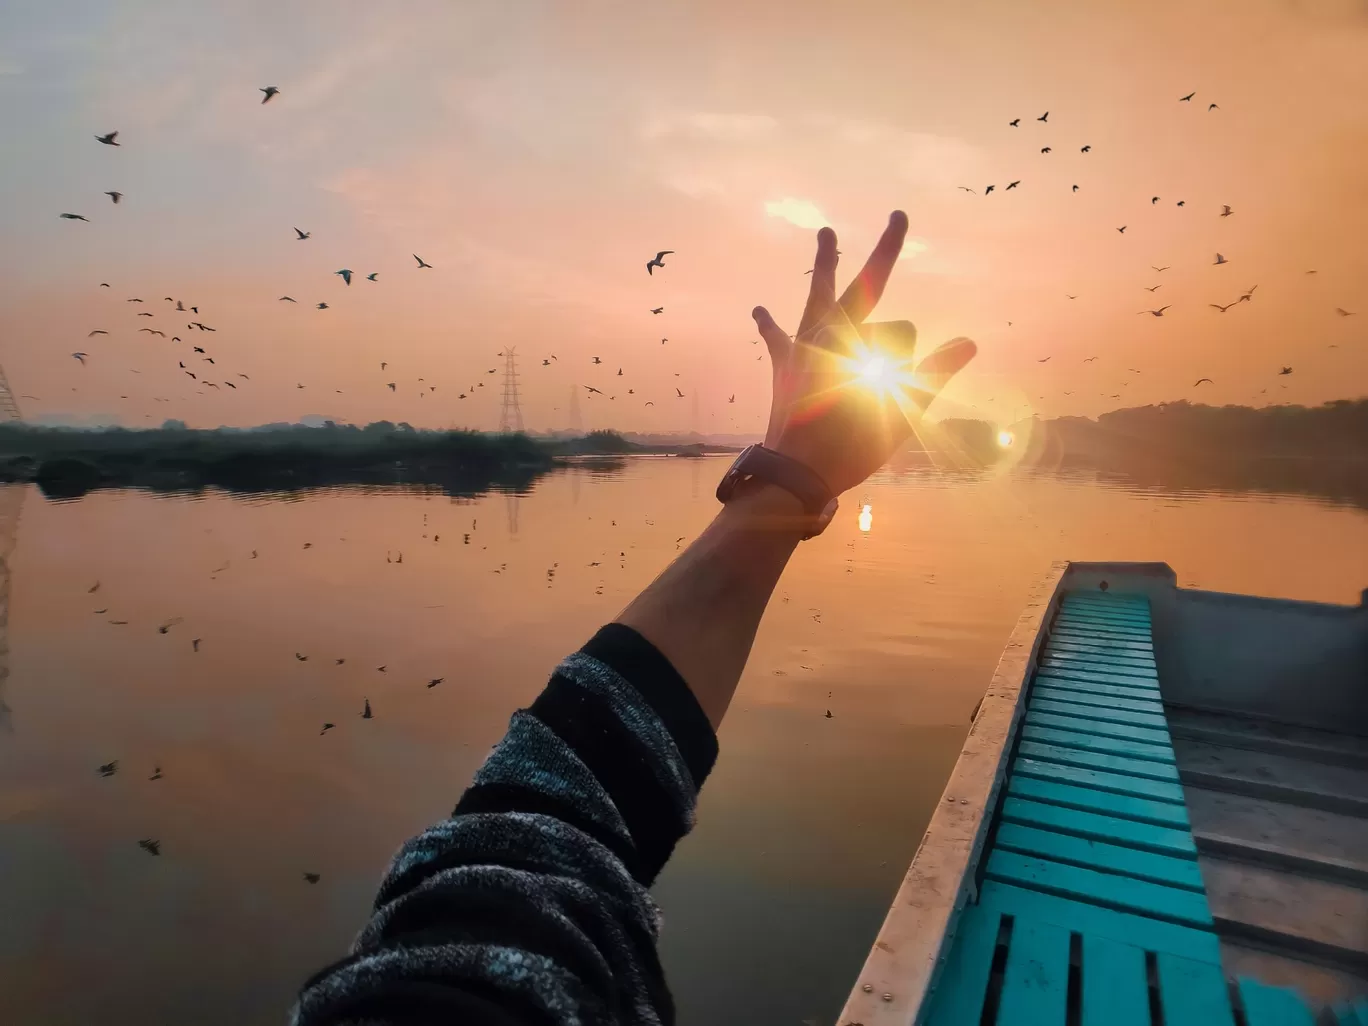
[1056,610,1152,629]
[1018,740,1181,782]
[921,903,1000,1026]
[1184,786,1368,870]
[1237,978,1316,1026]
[1026,710,1172,747]
[1081,935,1150,1026]
[1172,738,1368,819]
[1165,706,1368,770]
[1040,655,1159,680]
[1014,755,1186,803]
[997,918,1070,1025]
[1009,775,1190,829]
[1002,797,1197,858]
[1042,644,1158,670]
[1035,665,1163,689]
[1033,686,1164,716]
[1022,724,1176,765]
[1063,591,1150,608]
[978,881,1222,964]
[1030,697,1170,730]
[1062,598,1151,616]
[1194,832,1368,889]
[1050,628,1154,652]
[1157,953,1238,1026]
[1033,677,1162,703]
[1054,619,1152,638]
[995,822,1206,891]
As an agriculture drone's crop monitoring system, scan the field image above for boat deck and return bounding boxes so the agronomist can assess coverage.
[921,590,1367,1026]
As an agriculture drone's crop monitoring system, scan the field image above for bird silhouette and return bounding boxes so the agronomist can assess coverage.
[294,227,310,240]
[1144,285,1163,292]
[957,186,976,193]
[592,356,602,364]
[366,272,378,281]
[645,250,673,274]
[1180,92,1195,102]
[71,352,88,365]
[1083,357,1099,363]
[1279,366,1293,376]
[650,306,664,314]
[1214,253,1228,265]
[985,185,995,195]
[675,387,685,398]
[98,760,118,777]
[1151,196,1160,204]
[1040,147,1051,154]
[1220,205,1233,217]
[1080,145,1091,153]
[260,86,279,103]
[59,212,90,221]
[320,723,334,735]
[1239,286,1257,302]
[1208,103,1219,111]
[728,395,735,403]
[428,677,443,688]
[192,638,201,652]
[279,296,296,302]
[335,269,352,285]
[1336,308,1355,317]
[105,191,122,204]
[1194,378,1213,386]
[1139,307,1171,317]
[1037,111,1048,122]
[88,330,108,336]
[141,329,165,337]
[316,302,328,310]
[414,254,432,268]
[585,385,604,395]
[1117,226,1126,233]
[1152,266,1170,272]
[137,311,153,316]
[1210,302,1237,313]
[149,766,162,781]
[138,839,161,856]
[193,346,205,353]
[1009,118,1020,126]
[96,131,120,145]
[303,872,321,884]
[362,698,372,719]
[1006,181,1020,190]
[825,710,833,719]
[617,368,623,376]
[295,652,308,661]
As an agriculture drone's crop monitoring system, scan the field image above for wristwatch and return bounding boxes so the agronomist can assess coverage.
[716,444,838,539]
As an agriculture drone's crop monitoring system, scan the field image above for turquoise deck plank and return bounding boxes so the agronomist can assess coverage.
[1013,755,1186,803]
[995,822,1205,891]
[922,902,999,1026]
[1002,796,1197,857]
[1040,655,1159,679]
[997,918,1070,1025]
[1033,686,1165,716]
[1026,710,1172,747]
[1056,611,1152,629]
[1035,664,1163,688]
[986,849,1211,927]
[1042,639,1157,666]
[1063,591,1150,606]
[1049,629,1154,652]
[1017,740,1181,782]
[1033,678,1162,704]
[1238,978,1315,1026]
[1054,617,1151,636]
[1157,953,1238,1026]
[1081,935,1150,1026]
[1330,1001,1363,1026]
[1021,724,1175,765]
[1062,606,1151,623]
[1029,697,1170,730]
[978,881,1221,963]
[1009,775,1190,828]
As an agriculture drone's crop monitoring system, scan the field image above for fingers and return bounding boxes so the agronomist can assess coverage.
[906,336,977,413]
[837,210,908,325]
[860,319,918,360]
[754,306,793,444]
[753,306,792,364]
[797,227,840,336]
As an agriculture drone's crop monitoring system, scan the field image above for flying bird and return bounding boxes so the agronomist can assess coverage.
[650,306,663,313]
[320,723,334,735]
[260,86,279,104]
[294,227,310,240]
[1208,103,1219,111]
[366,272,378,281]
[1144,285,1163,292]
[1220,206,1233,217]
[675,387,685,398]
[137,312,153,316]
[303,873,321,884]
[95,131,120,145]
[335,269,352,285]
[957,186,976,193]
[1037,357,1052,363]
[728,395,735,403]
[1037,111,1048,122]
[414,254,432,268]
[1009,118,1020,126]
[387,382,396,391]
[1176,200,1186,207]
[140,329,166,337]
[1040,147,1051,154]
[1194,377,1213,386]
[279,296,296,302]
[72,352,88,364]
[1006,181,1020,190]
[1117,226,1126,233]
[1083,356,1099,362]
[1335,308,1355,317]
[88,330,108,336]
[1210,302,1237,313]
[316,302,328,310]
[1151,196,1160,204]
[1139,306,1171,317]
[427,678,444,688]
[98,760,117,776]
[295,652,308,662]
[1214,253,1228,265]
[1279,366,1293,375]
[105,191,122,204]
[1239,286,1257,301]
[59,213,89,221]
[1080,145,1091,153]
[584,385,604,395]
[645,250,673,274]
[362,698,372,719]
[1180,92,1195,102]
[138,839,161,856]
[985,184,996,195]
[1152,266,1170,272]
[1072,184,1079,192]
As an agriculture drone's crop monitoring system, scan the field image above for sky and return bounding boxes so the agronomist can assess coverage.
[1,0,1366,434]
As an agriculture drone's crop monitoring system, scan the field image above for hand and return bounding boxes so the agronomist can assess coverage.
[754,210,976,497]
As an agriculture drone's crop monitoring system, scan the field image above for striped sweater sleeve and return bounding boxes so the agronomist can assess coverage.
[290,622,719,1026]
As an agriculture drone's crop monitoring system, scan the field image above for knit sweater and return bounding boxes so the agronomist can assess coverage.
[291,623,719,1026]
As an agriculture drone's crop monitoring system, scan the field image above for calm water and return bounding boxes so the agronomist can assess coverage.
[1,459,1366,1026]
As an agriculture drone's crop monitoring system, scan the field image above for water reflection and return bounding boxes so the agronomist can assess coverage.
[0,461,1364,1026]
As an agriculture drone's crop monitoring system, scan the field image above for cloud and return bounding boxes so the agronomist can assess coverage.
[641,111,778,142]
[899,237,930,260]
[0,57,22,76]
[764,197,829,230]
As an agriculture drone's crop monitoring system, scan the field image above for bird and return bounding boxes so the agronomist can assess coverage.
[985,185,996,195]
[427,677,443,688]
[957,186,976,193]
[335,269,352,285]
[386,382,396,391]
[279,296,296,302]
[1221,205,1233,217]
[592,356,602,364]
[645,250,673,274]
[59,213,90,221]
[303,872,321,884]
[584,385,604,395]
[1335,308,1355,317]
[149,766,162,781]
[295,652,308,661]
[1279,366,1293,376]
[1180,92,1195,102]
[1037,356,1052,363]
[1208,103,1219,111]
[141,329,166,337]
[414,254,432,268]
[105,191,122,204]
[1151,196,1160,204]
[192,638,201,652]
[1214,253,1228,265]
[675,387,685,398]
[320,723,334,735]
[1152,266,1170,272]
[1006,181,1020,190]
[294,227,310,240]
[1144,285,1163,292]
[88,330,108,337]
[1117,226,1126,233]
[362,698,372,719]
[95,131,120,145]
[1040,147,1051,154]
[617,368,623,376]
[728,395,735,403]
[825,710,833,719]
[1139,307,1171,317]
[193,346,205,353]
[137,312,154,316]
[1080,145,1091,153]
[1072,184,1079,192]
[644,401,654,407]
[138,839,161,856]
[1066,294,1077,300]
[72,352,88,364]
[660,338,668,344]
[1210,302,1237,312]
[98,760,118,777]
[1239,286,1258,302]
[1037,111,1049,122]
[316,302,328,310]
[1194,378,1213,386]
[1083,356,1099,363]
[260,86,279,103]
[1009,118,1020,126]
[380,362,387,370]
[649,307,665,315]
[366,272,378,281]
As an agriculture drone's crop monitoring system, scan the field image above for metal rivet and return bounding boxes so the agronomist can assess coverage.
[862,983,874,993]
[960,799,969,805]
[945,796,954,803]
[882,992,894,1002]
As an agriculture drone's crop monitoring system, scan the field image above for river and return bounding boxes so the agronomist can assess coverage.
[0,458,1365,1026]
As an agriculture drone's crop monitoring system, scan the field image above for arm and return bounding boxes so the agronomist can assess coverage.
[291,211,974,1026]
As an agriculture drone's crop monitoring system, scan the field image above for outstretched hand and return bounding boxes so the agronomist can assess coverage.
[754,210,976,497]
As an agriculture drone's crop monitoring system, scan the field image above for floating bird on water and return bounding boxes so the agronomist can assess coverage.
[294,227,310,240]
[414,254,432,268]
[138,839,161,856]
[335,269,352,285]
[1194,378,1213,386]
[72,352,88,364]
[362,698,372,719]
[96,131,120,145]
[303,872,321,884]
[60,213,90,221]
[1180,92,1195,102]
[1139,307,1171,317]
[645,250,673,274]
[98,760,118,777]
[260,86,279,104]
[105,191,122,204]
[1220,205,1233,217]
[1210,302,1237,313]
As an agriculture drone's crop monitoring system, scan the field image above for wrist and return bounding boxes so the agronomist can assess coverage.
[716,480,812,541]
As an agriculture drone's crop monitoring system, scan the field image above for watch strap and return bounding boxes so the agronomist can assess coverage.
[715,444,833,516]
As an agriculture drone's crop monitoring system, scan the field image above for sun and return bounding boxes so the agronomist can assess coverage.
[997,429,1015,448]
[858,356,889,387]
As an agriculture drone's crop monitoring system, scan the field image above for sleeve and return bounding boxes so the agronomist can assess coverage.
[289,622,719,1026]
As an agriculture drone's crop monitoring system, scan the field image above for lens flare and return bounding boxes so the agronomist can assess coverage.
[997,429,1015,448]
[858,503,872,532]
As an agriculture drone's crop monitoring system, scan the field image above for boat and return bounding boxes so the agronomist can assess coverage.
[840,561,1368,1026]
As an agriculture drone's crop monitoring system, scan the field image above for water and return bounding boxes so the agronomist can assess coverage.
[0,459,1365,1026]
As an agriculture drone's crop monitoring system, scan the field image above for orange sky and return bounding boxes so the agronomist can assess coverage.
[1,0,1365,433]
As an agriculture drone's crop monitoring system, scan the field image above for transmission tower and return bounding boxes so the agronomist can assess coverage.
[0,365,23,422]
[497,348,524,434]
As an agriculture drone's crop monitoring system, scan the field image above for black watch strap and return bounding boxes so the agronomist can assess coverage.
[715,444,833,516]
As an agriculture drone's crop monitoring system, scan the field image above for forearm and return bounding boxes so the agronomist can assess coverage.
[617,482,806,730]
